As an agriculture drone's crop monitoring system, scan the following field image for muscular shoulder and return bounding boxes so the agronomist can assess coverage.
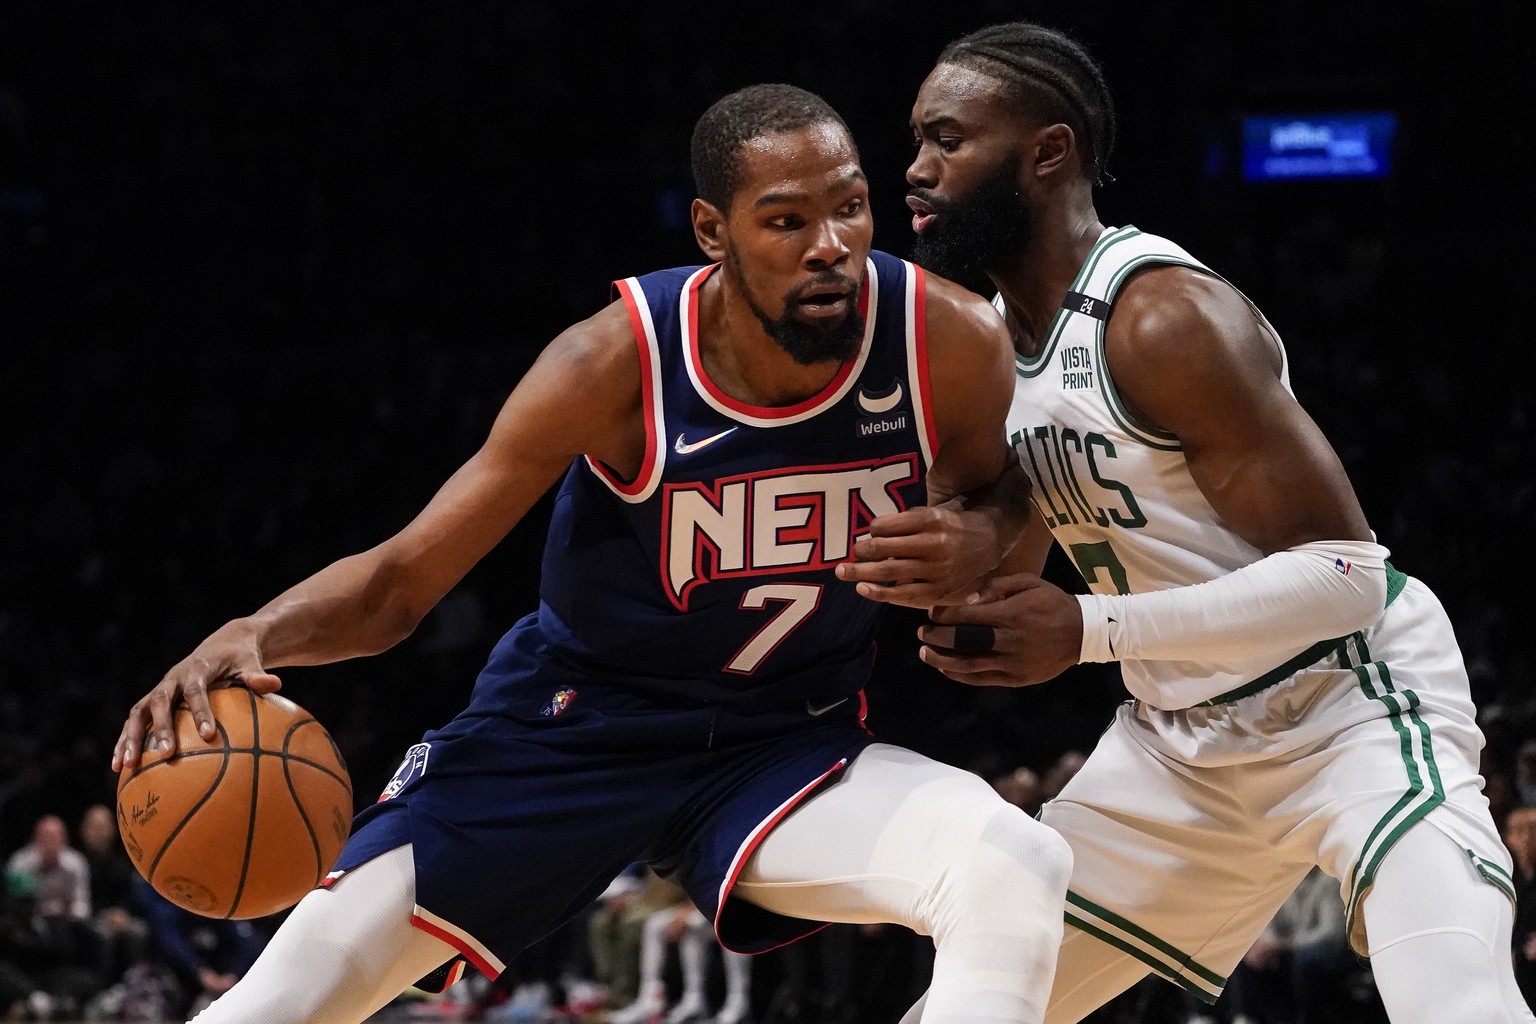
[1109,264,1282,378]
[921,271,1012,359]
[1106,264,1287,434]
[538,299,644,393]
[493,299,647,473]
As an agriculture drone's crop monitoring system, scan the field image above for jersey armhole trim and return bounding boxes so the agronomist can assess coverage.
[585,276,665,503]
[905,261,938,469]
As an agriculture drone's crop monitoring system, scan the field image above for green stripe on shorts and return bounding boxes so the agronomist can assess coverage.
[1342,635,1446,947]
[1064,891,1226,1003]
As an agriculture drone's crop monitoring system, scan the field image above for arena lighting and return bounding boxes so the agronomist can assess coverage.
[1241,111,1397,182]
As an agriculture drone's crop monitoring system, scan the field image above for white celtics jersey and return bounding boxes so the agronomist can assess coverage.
[1004,225,1310,709]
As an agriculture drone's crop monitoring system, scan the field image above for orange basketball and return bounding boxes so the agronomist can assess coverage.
[116,686,353,919]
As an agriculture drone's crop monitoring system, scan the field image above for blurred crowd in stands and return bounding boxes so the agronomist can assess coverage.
[2,3,1530,1022]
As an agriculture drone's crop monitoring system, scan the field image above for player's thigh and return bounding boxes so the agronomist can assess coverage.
[736,742,1068,932]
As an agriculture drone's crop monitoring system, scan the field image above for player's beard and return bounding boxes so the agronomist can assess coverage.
[908,154,1030,290]
[729,249,866,366]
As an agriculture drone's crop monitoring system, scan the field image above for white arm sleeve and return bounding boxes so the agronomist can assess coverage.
[1076,539,1389,666]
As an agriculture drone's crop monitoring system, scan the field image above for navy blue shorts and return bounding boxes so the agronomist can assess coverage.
[325,613,874,979]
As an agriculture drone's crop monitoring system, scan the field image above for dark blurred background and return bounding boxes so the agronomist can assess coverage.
[1,1,1533,1019]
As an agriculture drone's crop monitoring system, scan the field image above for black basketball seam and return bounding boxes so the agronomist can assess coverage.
[125,746,349,787]
[227,688,261,919]
[281,720,325,889]
[145,718,232,885]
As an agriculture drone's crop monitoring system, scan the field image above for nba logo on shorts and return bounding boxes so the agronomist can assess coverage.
[378,742,431,802]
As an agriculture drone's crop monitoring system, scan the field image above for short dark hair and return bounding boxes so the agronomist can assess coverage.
[690,83,851,211]
[938,21,1117,184]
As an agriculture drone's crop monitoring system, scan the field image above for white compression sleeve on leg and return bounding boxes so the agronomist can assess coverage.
[1362,823,1535,1024]
[189,845,456,1024]
[734,744,1072,1024]
[1078,539,1388,667]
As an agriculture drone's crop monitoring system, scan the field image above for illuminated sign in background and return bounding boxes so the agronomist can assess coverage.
[1242,112,1397,182]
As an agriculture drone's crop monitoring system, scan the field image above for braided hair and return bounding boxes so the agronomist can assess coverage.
[691,84,852,211]
[938,22,1117,185]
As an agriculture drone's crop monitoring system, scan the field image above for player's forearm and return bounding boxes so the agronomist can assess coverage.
[1077,539,1390,680]
[932,459,1034,565]
[238,551,427,668]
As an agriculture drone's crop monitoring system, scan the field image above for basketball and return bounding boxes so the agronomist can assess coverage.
[115,686,354,919]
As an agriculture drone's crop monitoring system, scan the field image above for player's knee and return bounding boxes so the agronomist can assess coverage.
[935,805,1072,932]
[981,806,1073,898]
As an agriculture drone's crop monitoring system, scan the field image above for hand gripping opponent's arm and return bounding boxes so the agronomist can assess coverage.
[835,270,1033,608]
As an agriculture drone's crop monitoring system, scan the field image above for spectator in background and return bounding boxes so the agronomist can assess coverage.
[1507,806,1536,1008]
[0,863,104,1020]
[5,814,89,924]
[77,803,147,985]
[588,868,685,1013]
[1225,866,1368,1024]
[611,895,751,1024]
[1516,740,1536,809]
[991,766,1043,816]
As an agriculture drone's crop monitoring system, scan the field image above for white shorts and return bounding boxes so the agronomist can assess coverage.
[1039,576,1513,1004]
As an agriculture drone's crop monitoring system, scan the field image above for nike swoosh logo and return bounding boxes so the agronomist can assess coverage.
[806,696,850,717]
[857,382,904,415]
[673,427,737,456]
[1107,616,1117,658]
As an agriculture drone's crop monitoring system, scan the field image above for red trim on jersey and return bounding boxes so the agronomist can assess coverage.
[910,264,940,464]
[686,264,869,419]
[713,758,849,955]
[409,914,502,980]
[584,278,658,495]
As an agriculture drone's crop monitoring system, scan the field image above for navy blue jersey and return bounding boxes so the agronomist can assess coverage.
[536,250,936,706]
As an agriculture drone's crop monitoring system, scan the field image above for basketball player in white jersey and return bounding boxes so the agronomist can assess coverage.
[839,20,1531,1024]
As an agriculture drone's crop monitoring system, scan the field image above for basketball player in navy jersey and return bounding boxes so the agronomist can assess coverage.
[841,20,1529,1024]
[111,84,1073,1024]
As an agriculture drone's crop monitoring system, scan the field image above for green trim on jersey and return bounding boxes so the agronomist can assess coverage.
[1015,226,1142,378]
[1340,632,1446,949]
[1195,636,1351,707]
[1469,851,1517,904]
[1384,561,1408,606]
[1093,254,1196,451]
[1063,891,1226,1003]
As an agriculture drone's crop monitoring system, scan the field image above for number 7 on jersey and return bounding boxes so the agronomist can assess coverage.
[726,584,823,674]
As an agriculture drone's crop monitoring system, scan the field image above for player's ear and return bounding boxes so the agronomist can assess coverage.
[692,198,728,262]
[1032,123,1076,182]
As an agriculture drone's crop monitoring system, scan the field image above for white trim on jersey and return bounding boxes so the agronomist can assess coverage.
[584,276,667,504]
[902,259,937,470]
[411,903,508,979]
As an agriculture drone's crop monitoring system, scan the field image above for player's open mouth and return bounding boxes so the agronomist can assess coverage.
[796,287,852,317]
[906,195,936,234]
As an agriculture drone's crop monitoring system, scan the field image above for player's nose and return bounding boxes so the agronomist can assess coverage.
[804,218,851,269]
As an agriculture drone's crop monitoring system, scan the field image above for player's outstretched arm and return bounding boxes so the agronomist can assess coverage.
[836,272,1030,608]
[113,304,645,770]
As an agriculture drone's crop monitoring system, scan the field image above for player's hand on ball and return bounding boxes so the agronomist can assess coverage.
[112,622,283,772]
[835,504,1001,608]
